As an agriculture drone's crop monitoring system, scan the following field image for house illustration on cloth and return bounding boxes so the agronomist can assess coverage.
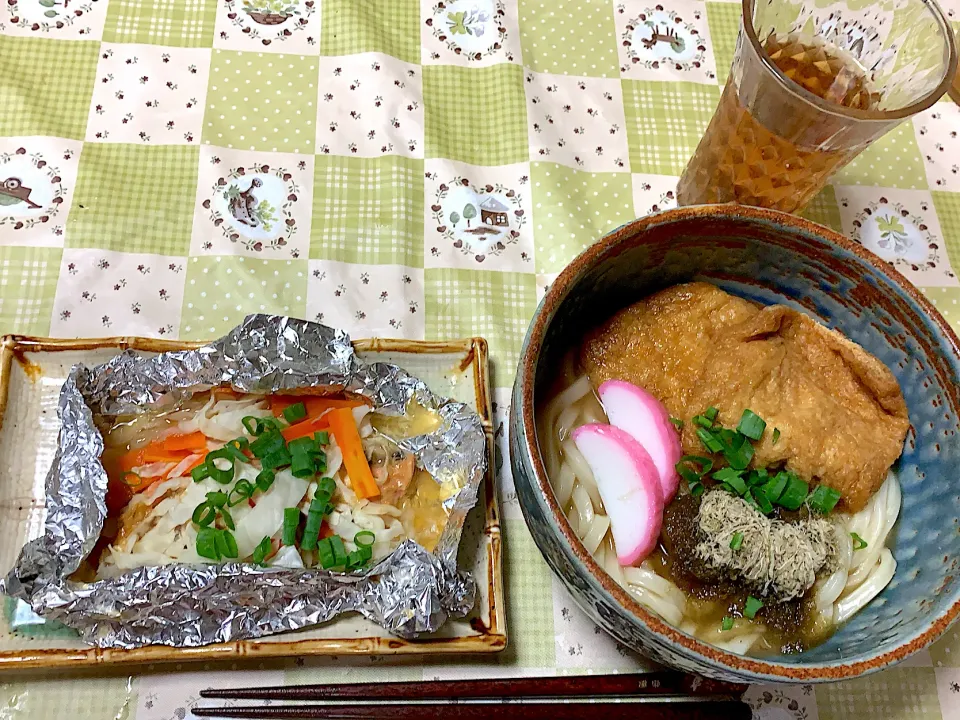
[480,196,509,227]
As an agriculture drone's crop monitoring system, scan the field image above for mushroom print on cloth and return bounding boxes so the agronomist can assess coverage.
[0,0,958,716]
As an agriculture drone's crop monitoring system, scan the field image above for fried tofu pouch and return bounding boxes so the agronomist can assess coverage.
[581,282,909,512]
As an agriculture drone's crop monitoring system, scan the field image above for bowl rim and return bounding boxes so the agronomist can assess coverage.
[516,203,960,681]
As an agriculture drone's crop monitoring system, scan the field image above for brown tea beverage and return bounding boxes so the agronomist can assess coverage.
[677,33,883,212]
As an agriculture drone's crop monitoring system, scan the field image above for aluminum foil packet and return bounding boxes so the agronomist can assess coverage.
[1,315,485,648]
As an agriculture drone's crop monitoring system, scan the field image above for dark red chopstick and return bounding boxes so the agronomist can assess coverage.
[192,700,752,719]
[200,672,745,701]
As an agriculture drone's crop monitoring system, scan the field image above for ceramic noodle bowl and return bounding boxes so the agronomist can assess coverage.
[509,205,960,683]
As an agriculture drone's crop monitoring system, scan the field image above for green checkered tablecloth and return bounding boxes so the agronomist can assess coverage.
[1,0,960,717]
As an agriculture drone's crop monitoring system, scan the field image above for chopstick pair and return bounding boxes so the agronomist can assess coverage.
[194,672,751,719]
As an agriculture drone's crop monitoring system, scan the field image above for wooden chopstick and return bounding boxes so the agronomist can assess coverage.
[200,671,745,701]
[192,700,753,719]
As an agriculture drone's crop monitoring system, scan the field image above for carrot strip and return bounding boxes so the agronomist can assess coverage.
[327,407,379,500]
[160,431,207,453]
[269,395,365,419]
[281,415,330,443]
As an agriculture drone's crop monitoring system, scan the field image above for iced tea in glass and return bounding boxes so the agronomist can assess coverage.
[676,0,957,213]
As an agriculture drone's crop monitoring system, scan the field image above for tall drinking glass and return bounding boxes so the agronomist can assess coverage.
[676,0,957,213]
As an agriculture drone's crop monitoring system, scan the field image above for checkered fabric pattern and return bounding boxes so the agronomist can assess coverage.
[1,0,959,717]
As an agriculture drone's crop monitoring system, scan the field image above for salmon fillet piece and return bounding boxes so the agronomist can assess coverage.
[581,282,909,512]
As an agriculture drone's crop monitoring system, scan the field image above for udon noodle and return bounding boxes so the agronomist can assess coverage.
[541,371,901,656]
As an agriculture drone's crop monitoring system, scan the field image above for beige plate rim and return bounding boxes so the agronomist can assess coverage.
[0,333,506,668]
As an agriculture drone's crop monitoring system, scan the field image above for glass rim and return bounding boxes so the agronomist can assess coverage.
[741,0,958,122]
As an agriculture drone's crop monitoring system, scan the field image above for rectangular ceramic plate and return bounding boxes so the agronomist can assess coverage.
[0,334,505,668]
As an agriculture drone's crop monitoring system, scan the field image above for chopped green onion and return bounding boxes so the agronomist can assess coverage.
[206,490,229,508]
[282,508,300,546]
[290,452,317,478]
[751,486,774,515]
[744,595,764,620]
[357,544,373,562]
[807,485,842,514]
[736,410,766,441]
[696,427,724,453]
[224,437,251,461]
[204,449,236,484]
[729,532,744,551]
[355,530,376,548]
[256,469,275,493]
[288,436,318,456]
[778,475,809,511]
[261,446,293,471]
[745,469,767,487]
[251,536,272,565]
[314,430,330,445]
[317,537,335,568]
[301,510,323,551]
[243,415,281,436]
[283,401,307,424]
[216,529,239,559]
[347,550,365,569]
[228,479,255,507]
[772,428,781,445]
[250,430,285,459]
[192,502,216,528]
[721,616,734,632]
[191,463,211,482]
[762,472,789,505]
[669,417,683,431]
[713,467,746,495]
[196,527,220,560]
[704,407,719,423]
[690,482,705,497]
[694,414,714,429]
[220,507,236,531]
[851,532,868,551]
[724,435,754,471]
[317,476,337,499]
[329,535,348,566]
[676,455,713,487]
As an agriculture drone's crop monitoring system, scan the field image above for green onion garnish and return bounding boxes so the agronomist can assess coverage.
[772,428,781,445]
[196,527,220,560]
[250,430,285,459]
[696,427,724,452]
[690,482,705,497]
[724,436,754,471]
[730,532,744,551]
[220,507,235,531]
[317,537,335,568]
[329,535,348,566]
[216,529,239,559]
[694,414,714,429]
[192,502,216,528]
[283,401,307,424]
[314,430,330,445]
[261,446,293,471]
[355,530,376,548]
[851,532,868,551]
[228,478,255,507]
[762,472,789,505]
[675,455,713,488]
[721,616,734,632]
[744,595,764,620]
[301,510,323,551]
[669,417,683,431]
[288,435,318,455]
[736,409,766,441]
[347,550,365,569]
[713,467,746,495]
[282,508,300,546]
[206,490,229,508]
[777,475,809,511]
[807,485,842,514]
[290,452,317,478]
[251,536,272,565]
[256,469,275,492]
[746,468,767,487]
[751,486,774,514]
[191,463,211,482]
[224,437,251,462]
[704,407,719,423]
[204,449,236,484]
[242,415,261,436]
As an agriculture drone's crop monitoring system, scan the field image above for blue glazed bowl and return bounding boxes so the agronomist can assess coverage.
[509,205,960,683]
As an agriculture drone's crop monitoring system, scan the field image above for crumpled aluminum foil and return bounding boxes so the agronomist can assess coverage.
[1,315,485,648]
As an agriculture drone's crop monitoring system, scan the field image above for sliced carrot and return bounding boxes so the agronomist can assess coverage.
[160,431,207,453]
[281,414,330,443]
[327,407,379,500]
[269,395,365,419]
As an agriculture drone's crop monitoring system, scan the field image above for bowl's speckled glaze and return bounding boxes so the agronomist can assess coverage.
[509,205,960,684]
